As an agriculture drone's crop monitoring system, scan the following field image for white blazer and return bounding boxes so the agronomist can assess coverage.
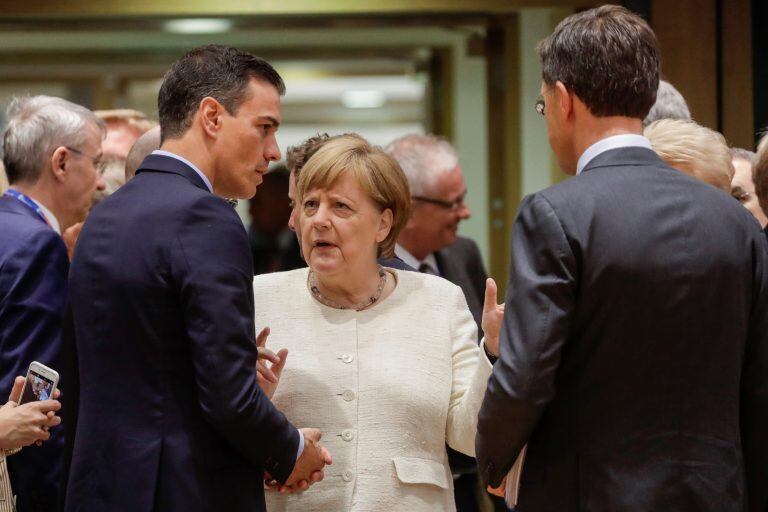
[253,268,493,512]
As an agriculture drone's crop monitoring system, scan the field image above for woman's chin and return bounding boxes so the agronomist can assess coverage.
[309,256,343,275]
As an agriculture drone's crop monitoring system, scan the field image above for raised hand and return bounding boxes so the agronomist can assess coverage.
[274,427,332,494]
[0,376,61,450]
[255,327,289,400]
[481,277,505,358]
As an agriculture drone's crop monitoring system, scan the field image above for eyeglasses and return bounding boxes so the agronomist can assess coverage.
[412,192,467,211]
[535,87,555,116]
[65,146,103,172]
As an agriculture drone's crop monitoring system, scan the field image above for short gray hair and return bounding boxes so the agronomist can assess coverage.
[385,134,459,196]
[2,95,105,185]
[643,80,692,127]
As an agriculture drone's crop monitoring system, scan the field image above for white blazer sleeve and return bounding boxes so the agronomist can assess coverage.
[445,285,494,456]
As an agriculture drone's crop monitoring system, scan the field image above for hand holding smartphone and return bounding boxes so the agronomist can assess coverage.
[18,361,58,405]
[0,362,62,450]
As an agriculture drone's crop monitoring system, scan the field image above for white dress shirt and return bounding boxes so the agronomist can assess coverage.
[395,244,440,275]
[29,198,60,235]
[576,134,653,175]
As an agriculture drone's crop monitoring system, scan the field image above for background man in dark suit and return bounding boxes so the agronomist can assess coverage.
[387,134,487,334]
[476,6,768,512]
[0,95,105,511]
[65,45,331,512]
[387,134,499,512]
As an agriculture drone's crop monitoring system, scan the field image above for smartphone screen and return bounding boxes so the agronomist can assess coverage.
[19,371,55,404]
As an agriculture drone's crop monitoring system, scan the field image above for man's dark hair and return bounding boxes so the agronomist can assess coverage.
[286,133,331,177]
[158,45,285,142]
[537,4,659,119]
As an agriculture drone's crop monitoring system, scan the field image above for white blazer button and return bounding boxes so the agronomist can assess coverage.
[342,470,354,482]
[341,429,355,442]
[342,389,355,402]
[341,354,354,363]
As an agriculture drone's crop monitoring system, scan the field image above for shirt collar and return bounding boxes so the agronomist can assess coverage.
[576,134,652,175]
[394,244,439,275]
[27,197,61,235]
[151,150,213,193]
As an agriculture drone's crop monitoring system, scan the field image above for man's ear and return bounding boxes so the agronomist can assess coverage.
[376,208,394,243]
[554,80,573,120]
[199,97,224,139]
[50,146,68,182]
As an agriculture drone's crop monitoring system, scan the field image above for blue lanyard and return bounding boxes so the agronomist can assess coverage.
[3,189,50,226]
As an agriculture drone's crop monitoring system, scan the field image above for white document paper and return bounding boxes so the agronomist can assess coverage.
[504,445,527,508]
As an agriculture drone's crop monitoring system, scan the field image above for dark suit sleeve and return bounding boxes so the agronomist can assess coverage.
[476,193,578,487]
[741,233,768,512]
[172,195,300,483]
[0,229,67,510]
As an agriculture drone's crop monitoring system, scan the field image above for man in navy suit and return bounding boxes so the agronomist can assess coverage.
[0,95,105,511]
[65,45,331,512]
[476,6,768,511]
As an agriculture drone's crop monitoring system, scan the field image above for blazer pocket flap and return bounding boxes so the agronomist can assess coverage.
[393,457,449,489]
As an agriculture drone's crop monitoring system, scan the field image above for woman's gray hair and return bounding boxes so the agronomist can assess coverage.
[2,95,105,185]
[385,134,459,196]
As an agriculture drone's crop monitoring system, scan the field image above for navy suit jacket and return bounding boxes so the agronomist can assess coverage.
[477,147,768,512]
[0,195,66,511]
[64,155,300,512]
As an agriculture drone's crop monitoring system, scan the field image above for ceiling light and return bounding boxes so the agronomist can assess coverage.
[341,90,386,109]
[164,18,233,34]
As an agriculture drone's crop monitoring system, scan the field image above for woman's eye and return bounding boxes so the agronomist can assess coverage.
[335,202,349,209]
[303,200,318,209]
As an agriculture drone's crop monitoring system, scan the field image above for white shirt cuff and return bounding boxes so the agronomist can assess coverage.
[296,429,305,460]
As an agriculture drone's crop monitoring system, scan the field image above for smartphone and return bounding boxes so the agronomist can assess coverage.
[19,361,59,405]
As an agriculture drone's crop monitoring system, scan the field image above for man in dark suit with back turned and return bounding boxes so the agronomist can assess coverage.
[387,134,499,512]
[65,45,331,512]
[476,6,768,512]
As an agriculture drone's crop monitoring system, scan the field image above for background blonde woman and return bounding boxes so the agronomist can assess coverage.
[644,118,734,192]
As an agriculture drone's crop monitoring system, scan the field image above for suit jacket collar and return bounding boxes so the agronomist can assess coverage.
[0,194,49,226]
[135,153,211,193]
[580,146,667,174]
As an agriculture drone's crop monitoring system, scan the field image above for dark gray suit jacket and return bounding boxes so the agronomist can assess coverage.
[476,147,768,512]
[435,236,488,339]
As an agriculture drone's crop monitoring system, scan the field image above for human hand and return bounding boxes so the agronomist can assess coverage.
[487,476,506,497]
[278,428,332,493]
[255,327,288,400]
[62,221,84,261]
[0,377,61,450]
[481,277,504,357]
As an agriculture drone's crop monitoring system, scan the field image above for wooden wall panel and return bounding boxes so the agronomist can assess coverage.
[721,0,754,148]
[652,0,718,129]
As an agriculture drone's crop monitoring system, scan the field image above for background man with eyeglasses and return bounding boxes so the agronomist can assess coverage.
[0,95,105,511]
[387,133,503,512]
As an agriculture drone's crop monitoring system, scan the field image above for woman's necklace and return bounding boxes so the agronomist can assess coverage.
[309,266,387,311]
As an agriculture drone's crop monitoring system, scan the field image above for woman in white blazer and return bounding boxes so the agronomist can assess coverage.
[253,134,502,512]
